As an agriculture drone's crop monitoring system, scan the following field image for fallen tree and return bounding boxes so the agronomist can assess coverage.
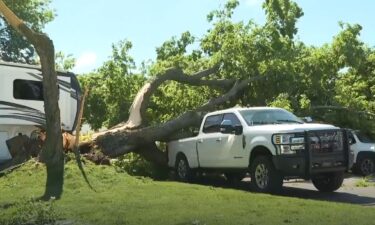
[82,66,266,166]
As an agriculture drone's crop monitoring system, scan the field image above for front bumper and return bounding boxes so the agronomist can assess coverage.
[272,129,351,178]
[273,154,347,178]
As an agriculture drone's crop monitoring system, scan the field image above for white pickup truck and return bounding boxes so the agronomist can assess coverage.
[168,107,351,192]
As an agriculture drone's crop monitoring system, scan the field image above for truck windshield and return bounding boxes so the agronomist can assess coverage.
[355,131,375,143]
[239,109,303,126]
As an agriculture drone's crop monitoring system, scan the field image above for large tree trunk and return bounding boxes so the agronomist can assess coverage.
[0,1,64,199]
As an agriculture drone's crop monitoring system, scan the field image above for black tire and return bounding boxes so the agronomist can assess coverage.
[355,157,375,176]
[175,155,194,182]
[250,156,283,193]
[312,172,344,192]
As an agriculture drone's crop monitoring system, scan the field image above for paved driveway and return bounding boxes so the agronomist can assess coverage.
[281,176,375,206]
[192,174,375,206]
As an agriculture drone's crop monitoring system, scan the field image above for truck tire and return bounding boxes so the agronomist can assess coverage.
[175,155,194,182]
[355,156,375,176]
[312,172,344,192]
[250,156,283,193]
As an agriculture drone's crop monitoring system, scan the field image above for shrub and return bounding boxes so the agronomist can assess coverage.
[113,153,169,180]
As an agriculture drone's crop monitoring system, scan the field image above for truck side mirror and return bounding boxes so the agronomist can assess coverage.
[234,125,243,135]
[220,120,243,135]
[220,120,233,134]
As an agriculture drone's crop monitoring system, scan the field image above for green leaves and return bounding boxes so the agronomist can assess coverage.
[79,40,145,130]
[77,0,375,137]
[0,0,55,63]
[263,0,303,39]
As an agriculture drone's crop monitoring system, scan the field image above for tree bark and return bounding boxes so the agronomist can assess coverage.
[0,1,64,199]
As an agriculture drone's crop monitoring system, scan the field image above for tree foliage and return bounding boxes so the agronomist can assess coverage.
[80,0,375,137]
[79,40,145,130]
[0,0,54,63]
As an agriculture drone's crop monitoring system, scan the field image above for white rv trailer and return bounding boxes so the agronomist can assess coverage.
[0,62,81,163]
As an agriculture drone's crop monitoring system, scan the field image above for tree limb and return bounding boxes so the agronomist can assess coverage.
[94,73,267,158]
[105,64,230,132]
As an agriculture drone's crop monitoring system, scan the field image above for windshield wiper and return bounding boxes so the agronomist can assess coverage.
[276,119,303,124]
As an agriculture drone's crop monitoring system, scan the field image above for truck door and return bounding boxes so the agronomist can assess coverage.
[197,113,245,168]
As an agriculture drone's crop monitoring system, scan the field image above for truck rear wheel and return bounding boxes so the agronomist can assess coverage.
[312,172,344,192]
[175,155,194,182]
[250,156,283,193]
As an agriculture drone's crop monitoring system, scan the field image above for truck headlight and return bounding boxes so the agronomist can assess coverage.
[273,133,305,154]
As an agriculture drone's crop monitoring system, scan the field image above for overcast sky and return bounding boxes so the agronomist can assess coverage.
[44,0,375,74]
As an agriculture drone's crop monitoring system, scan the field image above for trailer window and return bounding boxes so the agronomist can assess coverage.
[13,79,44,101]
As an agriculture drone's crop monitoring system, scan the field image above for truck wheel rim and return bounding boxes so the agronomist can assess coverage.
[178,160,187,178]
[361,159,374,175]
[255,164,269,189]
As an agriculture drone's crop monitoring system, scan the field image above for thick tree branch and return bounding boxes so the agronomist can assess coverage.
[94,73,267,158]
[141,74,266,142]
[106,65,231,132]
[311,105,375,117]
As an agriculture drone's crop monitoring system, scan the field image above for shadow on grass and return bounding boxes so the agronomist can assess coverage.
[0,202,16,210]
[178,174,375,206]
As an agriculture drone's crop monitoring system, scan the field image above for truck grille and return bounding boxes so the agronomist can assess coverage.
[307,130,344,154]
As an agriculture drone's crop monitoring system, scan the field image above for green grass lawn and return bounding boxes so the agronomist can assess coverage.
[1,160,375,225]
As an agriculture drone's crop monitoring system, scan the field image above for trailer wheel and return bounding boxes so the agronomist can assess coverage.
[312,172,344,192]
[250,156,283,193]
[175,155,194,182]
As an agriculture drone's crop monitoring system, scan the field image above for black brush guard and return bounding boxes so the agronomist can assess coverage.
[273,129,352,179]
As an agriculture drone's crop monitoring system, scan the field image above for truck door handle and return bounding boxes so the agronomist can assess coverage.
[216,138,222,142]
[198,139,203,143]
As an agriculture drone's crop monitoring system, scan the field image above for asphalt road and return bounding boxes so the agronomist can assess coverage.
[191,174,375,206]
[282,176,375,206]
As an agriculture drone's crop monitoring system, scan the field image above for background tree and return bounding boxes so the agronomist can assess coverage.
[55,51,75,71]
[79,0,375,166]
[0,0,54,63]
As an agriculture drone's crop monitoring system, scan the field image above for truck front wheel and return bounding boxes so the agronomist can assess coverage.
[175,155,194,182]
[250,156,283,193]
[312,172,344,192]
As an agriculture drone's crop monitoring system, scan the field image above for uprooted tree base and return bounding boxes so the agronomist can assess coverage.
[0,134,110,174]
[79,66,266,167]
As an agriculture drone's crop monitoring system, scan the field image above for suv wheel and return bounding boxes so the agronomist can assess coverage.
[250,156,283,193]
[357,157,375,176]
[312,172,344,192]
[175,155,193,182]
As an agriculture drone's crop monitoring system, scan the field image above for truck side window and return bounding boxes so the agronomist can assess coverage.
[222,113,241,126]
[203,114,223,133]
